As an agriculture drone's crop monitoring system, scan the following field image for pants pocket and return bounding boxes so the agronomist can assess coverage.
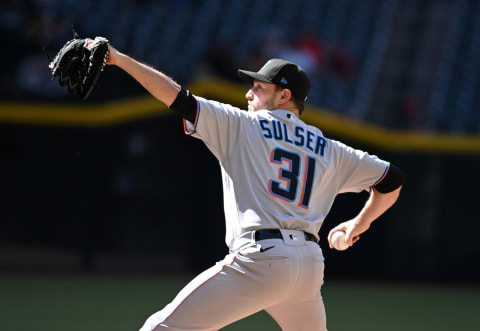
[238,243,290,262]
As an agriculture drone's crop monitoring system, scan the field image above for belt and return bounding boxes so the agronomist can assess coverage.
[254,229,317,243]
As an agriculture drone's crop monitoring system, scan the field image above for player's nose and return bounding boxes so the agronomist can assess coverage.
[245,89,253,100]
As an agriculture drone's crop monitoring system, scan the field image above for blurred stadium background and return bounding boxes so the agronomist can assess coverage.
[1,0,480,330]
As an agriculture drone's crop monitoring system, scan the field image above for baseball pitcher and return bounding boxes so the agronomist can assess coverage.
[64,39,405,331]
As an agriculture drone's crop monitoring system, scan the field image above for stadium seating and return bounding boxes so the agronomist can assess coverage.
[1,0,480,133]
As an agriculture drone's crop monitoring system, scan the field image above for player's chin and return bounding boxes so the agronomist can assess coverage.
[248,104,263,112]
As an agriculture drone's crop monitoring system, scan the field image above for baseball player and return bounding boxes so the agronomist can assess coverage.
[103,43,404,331]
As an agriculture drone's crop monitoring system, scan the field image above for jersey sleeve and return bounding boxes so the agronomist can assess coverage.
[183,96,250,163]
[333,140,390,193]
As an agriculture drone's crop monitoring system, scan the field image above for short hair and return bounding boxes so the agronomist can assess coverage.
[291,95,305,115]
[276,85,305,115]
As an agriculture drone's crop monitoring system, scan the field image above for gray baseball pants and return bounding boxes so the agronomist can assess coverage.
[139,229,327,331]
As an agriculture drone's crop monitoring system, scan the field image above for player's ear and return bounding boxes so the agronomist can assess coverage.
[279,88,292,105]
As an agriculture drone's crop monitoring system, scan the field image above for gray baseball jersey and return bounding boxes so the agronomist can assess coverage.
[140,96,389,331]
[185,97,388,248]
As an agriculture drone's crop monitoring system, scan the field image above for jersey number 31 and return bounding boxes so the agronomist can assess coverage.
[268,147,316,209]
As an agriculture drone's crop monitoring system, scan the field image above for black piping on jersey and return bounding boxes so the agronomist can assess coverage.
[169,87,198,124]
[373,163,405,193]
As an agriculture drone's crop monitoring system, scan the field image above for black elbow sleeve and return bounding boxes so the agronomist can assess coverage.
[169,87,198,123]
[374,164,406,193]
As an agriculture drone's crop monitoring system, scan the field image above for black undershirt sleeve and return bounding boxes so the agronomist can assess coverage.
[373,164,406,193]
[169,87,197,123]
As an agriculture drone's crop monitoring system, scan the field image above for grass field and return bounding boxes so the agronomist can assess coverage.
[1,274,479,331]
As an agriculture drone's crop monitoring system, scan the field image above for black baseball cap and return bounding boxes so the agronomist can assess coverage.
[238,58,311,102]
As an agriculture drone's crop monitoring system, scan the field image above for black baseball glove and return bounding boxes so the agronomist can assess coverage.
[48,36,110,99]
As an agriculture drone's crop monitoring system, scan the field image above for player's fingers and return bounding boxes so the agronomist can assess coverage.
[84,38,94,50]
[328,236,335,249]
[327,230,336,248]
[344,230,357,246]
[327,232,333,248]
[106,45,118,65]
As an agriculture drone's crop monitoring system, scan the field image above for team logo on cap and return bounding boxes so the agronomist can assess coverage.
[281,77,288,84]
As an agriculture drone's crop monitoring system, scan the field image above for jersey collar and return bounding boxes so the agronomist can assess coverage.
[271,109,298,121]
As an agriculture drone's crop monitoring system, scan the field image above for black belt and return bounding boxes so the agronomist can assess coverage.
[254,229,317,243]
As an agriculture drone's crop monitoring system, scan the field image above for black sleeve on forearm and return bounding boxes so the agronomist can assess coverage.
[373,164,406,193]
[169,87,197,123]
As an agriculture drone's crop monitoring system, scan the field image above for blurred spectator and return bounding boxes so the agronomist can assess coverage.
[294,28,327,73]
[277,43,319,75]
[326,44,357,80]
[244,26,325,76]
